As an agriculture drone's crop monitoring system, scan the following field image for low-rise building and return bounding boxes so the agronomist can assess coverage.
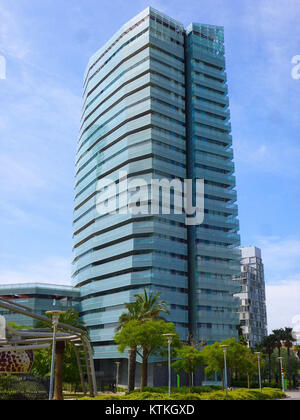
[0,283,80,327]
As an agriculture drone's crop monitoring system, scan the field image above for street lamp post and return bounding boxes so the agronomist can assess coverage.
[46,310,65,401]
[255,352,262,392]
[115,361,120,392]
[163,334,176,398]
[278,357,285,393]
[221,345,229,397]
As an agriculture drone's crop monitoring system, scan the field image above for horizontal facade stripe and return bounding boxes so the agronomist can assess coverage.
[73,10,241,353]
[84,11,151,84]
[82,50,151,119]
[74,213,187,244]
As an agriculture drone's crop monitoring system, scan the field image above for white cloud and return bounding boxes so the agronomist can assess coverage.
[255,236,300,283]
[0,257,72,286]
[0,199,68,229]
[0,200,30,225]
[255,145,267,159]
[266,280,300,333]
[0,3,30,59]
[244,0,300,32]
[229,0,300,139]
[235,139,300,178]
[0,154,45,194]
[250,236,300,333]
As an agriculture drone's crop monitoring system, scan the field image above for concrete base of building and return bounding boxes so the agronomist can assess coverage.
[93,359,205,389]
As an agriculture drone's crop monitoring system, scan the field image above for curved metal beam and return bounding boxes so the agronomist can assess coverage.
[0,297,98,397]
[0,344,50,352]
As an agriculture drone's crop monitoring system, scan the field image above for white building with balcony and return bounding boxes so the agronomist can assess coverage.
[234,246,268,347]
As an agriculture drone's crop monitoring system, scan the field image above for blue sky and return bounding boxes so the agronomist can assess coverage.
[0,0,299,332]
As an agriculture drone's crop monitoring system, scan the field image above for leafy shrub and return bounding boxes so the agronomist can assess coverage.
[0,391,44,401]
[199,391,230,400]
[77,388,285,401]
[142,385,222,394]
[0,375,14,389]
[260,388,286,399]
[174,393,202,400]
[231,379,281,389]
[142,386,168,394]
[79,394,121,401]
[126,392,168,400]
[191,385,222,393]
[263,381,284,389]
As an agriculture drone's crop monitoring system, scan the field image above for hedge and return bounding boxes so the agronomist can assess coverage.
[143,386,222,394]
[77,388,285,401]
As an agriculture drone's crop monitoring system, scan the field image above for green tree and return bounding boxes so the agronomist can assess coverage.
[200,338,236,389]
[31,348,51,378]
[200,338,257,389]
[35,308,87,400]
[260,334,276,383]
[261,347,300,387]
[134,289,169,320]
[172,346,203,392]
[8,322,30,330]
[283,328,296,388]
[116,289,169,391]
[116,301,142,392]
[239,335,249,347]
[272,328,285,384]
[238,348,259,388]
[115,319,180,392]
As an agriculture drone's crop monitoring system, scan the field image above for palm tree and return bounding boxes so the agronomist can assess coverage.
[260,334,276,383]
[134,289,169,321]
[134,289,169,388]
[273,328,285,385]
[115,301,142,392]
[36,308,87,400]
[283,327,295,388]
[116,289,169,391]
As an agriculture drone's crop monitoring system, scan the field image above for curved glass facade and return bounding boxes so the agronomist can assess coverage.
[185,23,241,344]
[73,7,241,373]
[73,8,189,362]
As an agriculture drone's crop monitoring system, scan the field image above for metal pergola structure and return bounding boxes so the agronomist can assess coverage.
[0,297,97,397]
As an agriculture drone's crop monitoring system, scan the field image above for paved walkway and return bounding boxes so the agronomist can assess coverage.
[282,391,300,400]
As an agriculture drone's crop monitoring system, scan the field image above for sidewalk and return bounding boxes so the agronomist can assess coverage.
[282,390,300,400]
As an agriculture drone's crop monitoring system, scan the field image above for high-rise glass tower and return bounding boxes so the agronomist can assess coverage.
[73,7,241,383]
[185,24,241,345]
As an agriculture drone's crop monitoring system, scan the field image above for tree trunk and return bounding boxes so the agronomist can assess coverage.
[188,373,192,393]
[287,348,291,389]
[128,347,137,392]
[278,348,281,386]
[247,374,250,389]
[53,341,65,400]
[140,353,148,392]
[268,353,272,383]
